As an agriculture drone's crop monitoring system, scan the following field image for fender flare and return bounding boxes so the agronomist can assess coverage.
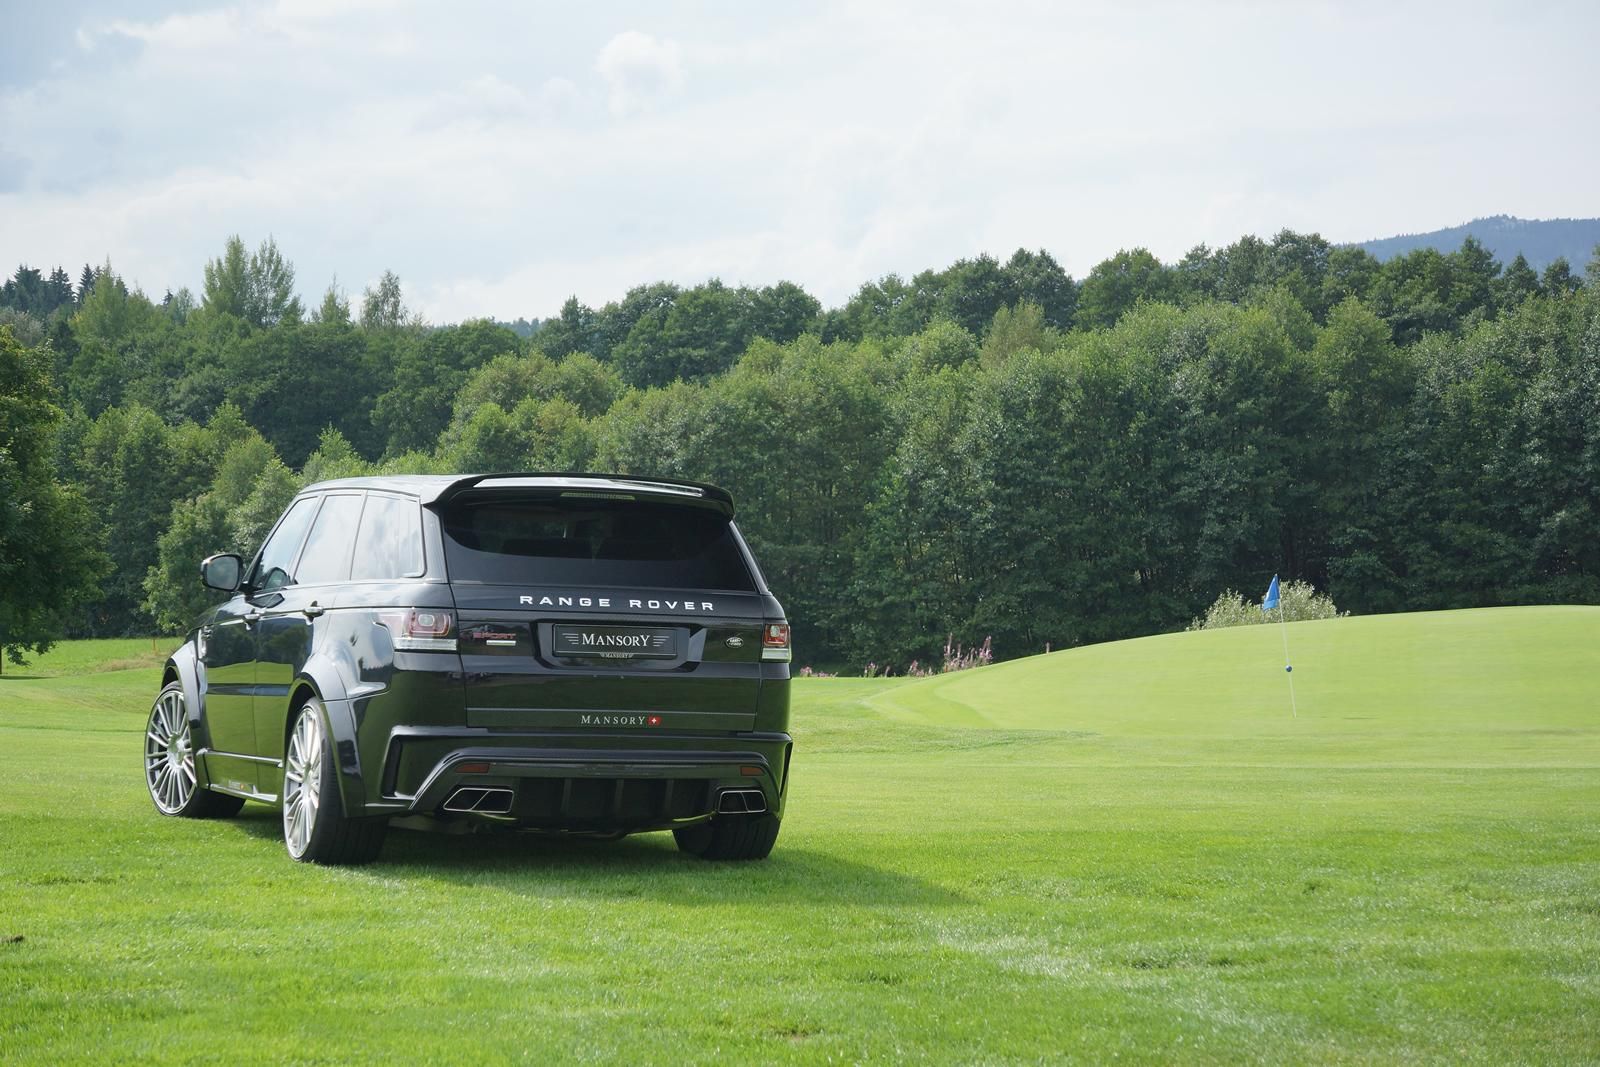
[162,641,218,785]
[286,654,368,815]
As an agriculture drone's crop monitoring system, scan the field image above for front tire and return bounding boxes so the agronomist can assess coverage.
[282,699,386,865]
[673,813,781,860]
[145,683,244,819]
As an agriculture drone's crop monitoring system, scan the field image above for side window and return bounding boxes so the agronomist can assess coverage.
[293,493,365,586]
[251,497,319,594]
[351,494,424,581]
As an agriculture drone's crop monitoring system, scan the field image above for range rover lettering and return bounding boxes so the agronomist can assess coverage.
[143,474,792,864]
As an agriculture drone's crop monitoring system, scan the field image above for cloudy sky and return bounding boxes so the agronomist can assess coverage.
[2,1,1594,322]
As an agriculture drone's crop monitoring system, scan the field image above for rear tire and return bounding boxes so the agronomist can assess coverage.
[673,813,781,860]
[282,699,386,865]
[145,682,245,819]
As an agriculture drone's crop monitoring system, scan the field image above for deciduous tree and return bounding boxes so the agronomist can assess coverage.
[0,327,106,668]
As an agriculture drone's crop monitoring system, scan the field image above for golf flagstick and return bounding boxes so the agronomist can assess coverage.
[1262,574,1297,718]
[1278,602,1297,718]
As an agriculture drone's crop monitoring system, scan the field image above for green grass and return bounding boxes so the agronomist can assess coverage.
[2,607,1597,1063]
[1,637,180,679]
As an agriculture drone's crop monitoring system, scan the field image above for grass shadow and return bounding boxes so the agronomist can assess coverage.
[228,810,962,907]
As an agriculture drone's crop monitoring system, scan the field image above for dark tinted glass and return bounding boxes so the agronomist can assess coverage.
[440,496,755,591]
[252,496,318,593]
[352,493,424,580]
[294,494,365,585]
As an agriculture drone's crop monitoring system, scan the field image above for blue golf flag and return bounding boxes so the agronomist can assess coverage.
[1261,574,1280,612]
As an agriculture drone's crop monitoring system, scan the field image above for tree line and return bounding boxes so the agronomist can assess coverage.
[2,230,1596,669]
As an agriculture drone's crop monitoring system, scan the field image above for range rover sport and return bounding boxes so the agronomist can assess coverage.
[143,474,792,865]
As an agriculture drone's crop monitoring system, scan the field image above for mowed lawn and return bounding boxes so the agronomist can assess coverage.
[2,607,1598,1063]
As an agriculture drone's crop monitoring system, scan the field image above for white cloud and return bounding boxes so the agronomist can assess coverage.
[78,9,246,52]
[538,76,580,111]
[4,1,1598,324]
[594,30,684,117]
[269,0,400,19]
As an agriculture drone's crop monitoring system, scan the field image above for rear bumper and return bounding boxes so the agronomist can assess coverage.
[364,728,792,830]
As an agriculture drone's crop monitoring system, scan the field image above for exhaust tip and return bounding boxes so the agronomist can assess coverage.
[443,786,514,815]
[716,788,767,815]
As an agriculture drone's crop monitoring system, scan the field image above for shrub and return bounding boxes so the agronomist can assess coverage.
[941,634,994,672]
[862,635,995,677]
[1188,580,1344,631]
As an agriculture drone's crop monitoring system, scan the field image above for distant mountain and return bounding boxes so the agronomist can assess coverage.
[1356,215,1600,272]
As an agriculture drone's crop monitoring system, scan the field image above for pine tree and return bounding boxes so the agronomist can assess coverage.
[45,267,74,315]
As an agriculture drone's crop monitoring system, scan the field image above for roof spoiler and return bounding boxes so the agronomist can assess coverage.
[425,472,736,517]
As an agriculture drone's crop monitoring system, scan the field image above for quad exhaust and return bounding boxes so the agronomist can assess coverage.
[716,788,768,815]
[443,786,514,815]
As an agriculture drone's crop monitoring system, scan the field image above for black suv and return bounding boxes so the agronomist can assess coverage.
[144,474,792,864]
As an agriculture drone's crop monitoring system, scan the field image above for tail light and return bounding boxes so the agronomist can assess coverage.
[377,609,457,652]
[762,621,791,662]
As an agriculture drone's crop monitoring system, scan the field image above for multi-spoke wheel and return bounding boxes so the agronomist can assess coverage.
[282,705,325,859]
[281,699,386,865]
[144,683,242,819]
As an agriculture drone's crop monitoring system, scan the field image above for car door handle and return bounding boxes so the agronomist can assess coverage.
[303,601,325,619]
[243,611,263,626]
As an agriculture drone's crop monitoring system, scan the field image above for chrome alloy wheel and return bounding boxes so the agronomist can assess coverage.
[145,686,197,814]
[283,707,324,859]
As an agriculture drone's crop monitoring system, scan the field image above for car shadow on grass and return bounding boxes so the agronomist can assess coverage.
[229,810,962,906]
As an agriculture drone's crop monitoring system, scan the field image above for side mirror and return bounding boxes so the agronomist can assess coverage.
[200,553,244,592]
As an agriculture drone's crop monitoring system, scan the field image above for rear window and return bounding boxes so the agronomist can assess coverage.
[352,493,425,581]
[439,495,756,591]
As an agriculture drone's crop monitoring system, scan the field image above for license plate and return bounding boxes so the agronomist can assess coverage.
[552,624,677,660]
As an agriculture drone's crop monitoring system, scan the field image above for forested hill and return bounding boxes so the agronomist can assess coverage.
[1358,215,1600,273]
[2,230,1598,670]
